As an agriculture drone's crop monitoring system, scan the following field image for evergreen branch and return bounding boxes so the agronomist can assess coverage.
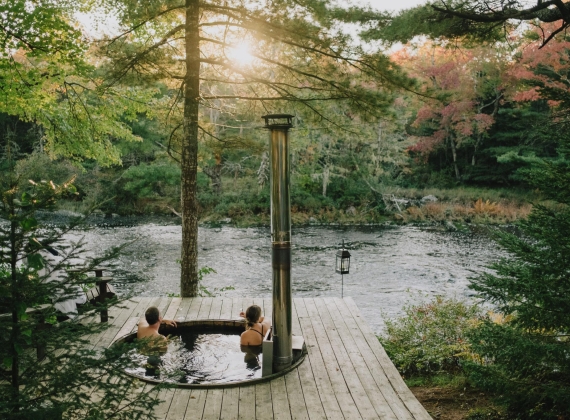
[105,5,186,45]
[431,0,566,23]
[199,3,324,44]
[200,94,347,101]
[200,48,350,99]
[106,24,185,83]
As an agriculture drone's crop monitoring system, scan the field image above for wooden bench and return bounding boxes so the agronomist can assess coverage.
[69,268,116,323]
[1,269,116,364]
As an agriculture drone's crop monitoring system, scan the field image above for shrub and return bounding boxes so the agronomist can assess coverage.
[380,296,481,376]
[122,162,180,198]
[15,153,80,187]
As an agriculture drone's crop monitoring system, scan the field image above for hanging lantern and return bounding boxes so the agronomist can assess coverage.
[335,240,351,274]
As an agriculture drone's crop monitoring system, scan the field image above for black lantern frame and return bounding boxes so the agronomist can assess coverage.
[335,240,351,298]
[335,241,351,275]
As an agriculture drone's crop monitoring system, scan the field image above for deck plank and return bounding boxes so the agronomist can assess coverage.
[296,300,344,420]
[165,388,191,420]
[186,298,203,321]
[270,375,292,420]
[198,297,213,319]
[320,298,400,420]
[252,297,265,314]
[174,296,195,323]
[342,298,432,420]
[290,297,302,337]
[328,298,409,420]
[255,382,274,419]
[202,388,224,420]
[90,297,148,350]
[163,297,183,320]
[220,387,240,420]
[156,296,173,318]
[313,298,386,419]
[303,298,362,420]
[232,298,243,320]
[154,387,176,420]
[238,385,256,420]
[295,354,327,420]
[219,298,234,319]
[209,297,223,319]
[85,298,155,407]
[284,369,310,420]
[184,389,208,420]
[113,301,145,338]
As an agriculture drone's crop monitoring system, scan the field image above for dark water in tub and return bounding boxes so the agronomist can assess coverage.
[127,328,262,384]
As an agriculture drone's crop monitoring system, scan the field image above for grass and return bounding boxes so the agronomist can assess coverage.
[401,199,533,224]
[405,373,469,388]
[378,185,540,205]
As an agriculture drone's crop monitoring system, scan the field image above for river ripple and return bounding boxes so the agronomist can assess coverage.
[79,221,501,333]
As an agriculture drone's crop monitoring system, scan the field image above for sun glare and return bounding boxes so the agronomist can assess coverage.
[227,42,256,67]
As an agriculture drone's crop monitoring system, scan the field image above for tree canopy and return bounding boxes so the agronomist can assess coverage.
[338,0,570,47]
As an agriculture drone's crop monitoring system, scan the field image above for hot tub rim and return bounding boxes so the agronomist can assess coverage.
[113,318,307,389]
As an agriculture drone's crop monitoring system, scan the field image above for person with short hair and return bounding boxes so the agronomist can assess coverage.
[137,306,177,340]
[239,305,271,346]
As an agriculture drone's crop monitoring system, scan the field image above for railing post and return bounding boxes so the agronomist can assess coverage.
[95,269,108,323]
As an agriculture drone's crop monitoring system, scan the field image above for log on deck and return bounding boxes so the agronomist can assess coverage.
[102,297,431,420]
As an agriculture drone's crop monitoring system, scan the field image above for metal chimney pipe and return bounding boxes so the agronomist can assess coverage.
[262,114,294,372]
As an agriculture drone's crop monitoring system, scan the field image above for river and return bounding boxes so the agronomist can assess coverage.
[76,218,502,333]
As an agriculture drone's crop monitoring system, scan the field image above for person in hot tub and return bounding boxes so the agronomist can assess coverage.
[239,305,271,346]
[137,306,177,352]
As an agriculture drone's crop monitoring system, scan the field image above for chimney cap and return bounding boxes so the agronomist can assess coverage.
[262,114,294,128]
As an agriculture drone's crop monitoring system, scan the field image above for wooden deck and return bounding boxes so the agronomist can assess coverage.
[100,297,432,420]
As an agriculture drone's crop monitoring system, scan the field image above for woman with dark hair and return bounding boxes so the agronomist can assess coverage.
[239,305,271,346]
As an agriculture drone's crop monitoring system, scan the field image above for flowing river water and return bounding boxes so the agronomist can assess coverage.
[75,218,502,333]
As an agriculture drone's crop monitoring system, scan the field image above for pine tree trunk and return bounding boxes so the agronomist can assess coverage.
[181,0,200,297]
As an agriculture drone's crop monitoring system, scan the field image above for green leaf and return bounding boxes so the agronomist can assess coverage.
[22,328,32,337]
[27,253,45,270]
[21,192,32,204]
[20,217,38,232]
[3,357,12,369]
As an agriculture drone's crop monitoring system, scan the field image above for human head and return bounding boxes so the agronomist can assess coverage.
[245,305,262,328]
[145,306,161,325]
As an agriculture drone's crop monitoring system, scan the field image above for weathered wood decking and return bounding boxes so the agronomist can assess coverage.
[100,297,432,420]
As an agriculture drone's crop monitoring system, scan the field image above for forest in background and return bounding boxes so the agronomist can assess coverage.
[3,2,569,226]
